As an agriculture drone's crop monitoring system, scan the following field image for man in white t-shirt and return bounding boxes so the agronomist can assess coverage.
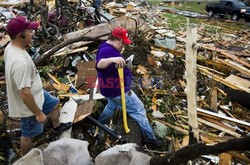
[4,16,71,155]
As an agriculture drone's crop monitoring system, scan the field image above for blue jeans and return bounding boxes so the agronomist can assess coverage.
[98,90,156,140]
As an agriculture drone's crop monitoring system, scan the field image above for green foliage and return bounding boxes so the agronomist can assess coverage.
[0,58,4,65]
[163,13,201,31]
[168,1,211,14]
[145,0,160,5]
[39,66,51,74]
[0,155,5,161]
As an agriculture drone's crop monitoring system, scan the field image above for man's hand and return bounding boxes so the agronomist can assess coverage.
[110,57,125,68]
[35,112,46,123]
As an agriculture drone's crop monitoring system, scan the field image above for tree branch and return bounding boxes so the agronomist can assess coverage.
[35,32,110,65]
[150,136,250,165]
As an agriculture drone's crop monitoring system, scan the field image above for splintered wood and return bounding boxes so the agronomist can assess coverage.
[185,19,199,140]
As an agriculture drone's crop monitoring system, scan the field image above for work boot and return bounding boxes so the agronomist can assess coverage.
[142,138,163,149]
[54,122,72,133]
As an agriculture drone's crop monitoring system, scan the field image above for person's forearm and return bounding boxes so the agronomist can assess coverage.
[97,58,113,69]
[19,88,42,115]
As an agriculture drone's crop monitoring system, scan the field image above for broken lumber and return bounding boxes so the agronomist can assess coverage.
[150,117,189,135]
[198,67,250,93]
[52,46,89,57]
[217,59,250,77]
[201,45,250,69]
[224,75,250,93]
[197,108,250,127]
[198,118,241,137]
[185,20,199,140]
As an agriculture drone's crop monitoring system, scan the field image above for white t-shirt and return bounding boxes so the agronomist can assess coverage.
[4,43,44,117]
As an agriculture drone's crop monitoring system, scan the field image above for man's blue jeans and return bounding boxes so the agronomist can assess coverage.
[98,90,156,141]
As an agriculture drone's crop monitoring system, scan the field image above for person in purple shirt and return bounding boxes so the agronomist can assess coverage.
[96,27,163,148]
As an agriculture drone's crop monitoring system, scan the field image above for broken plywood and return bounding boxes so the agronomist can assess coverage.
[74,100,93,123]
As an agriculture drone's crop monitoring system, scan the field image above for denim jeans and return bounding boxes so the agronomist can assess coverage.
[20,90,59,137]
[98,90,156,140]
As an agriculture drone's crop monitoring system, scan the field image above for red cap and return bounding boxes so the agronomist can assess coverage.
[6,16,39,37]
[112,27,132,45]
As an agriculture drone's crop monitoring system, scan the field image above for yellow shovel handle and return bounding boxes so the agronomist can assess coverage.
[118,68,130,133]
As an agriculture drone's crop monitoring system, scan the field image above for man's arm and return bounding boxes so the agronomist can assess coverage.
[19,87,46,123]
[97,57,125,69]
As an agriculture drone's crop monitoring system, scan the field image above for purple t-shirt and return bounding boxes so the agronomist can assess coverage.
[96,42,132,98]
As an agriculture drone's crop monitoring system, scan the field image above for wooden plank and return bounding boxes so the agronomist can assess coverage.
[150,45,185,57]
[198,67,250,93]
[198,64,225,76]
[210,87,218,111]
[150,117,189,135]
[200,116,236,132]
[201,45,250,69]
[200,132,233,143]
[219,105,235,119]
[219,153,232,165]
[224,74,250,92]
[0,35,10,47]
[197,108,250,127]
[0,80,5,85]
[198,118,241,137]
[221,51,250,69]
[52,46,89,57]
[185,19,199,140]
[217,59,250,77]
[151,93,157,111]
